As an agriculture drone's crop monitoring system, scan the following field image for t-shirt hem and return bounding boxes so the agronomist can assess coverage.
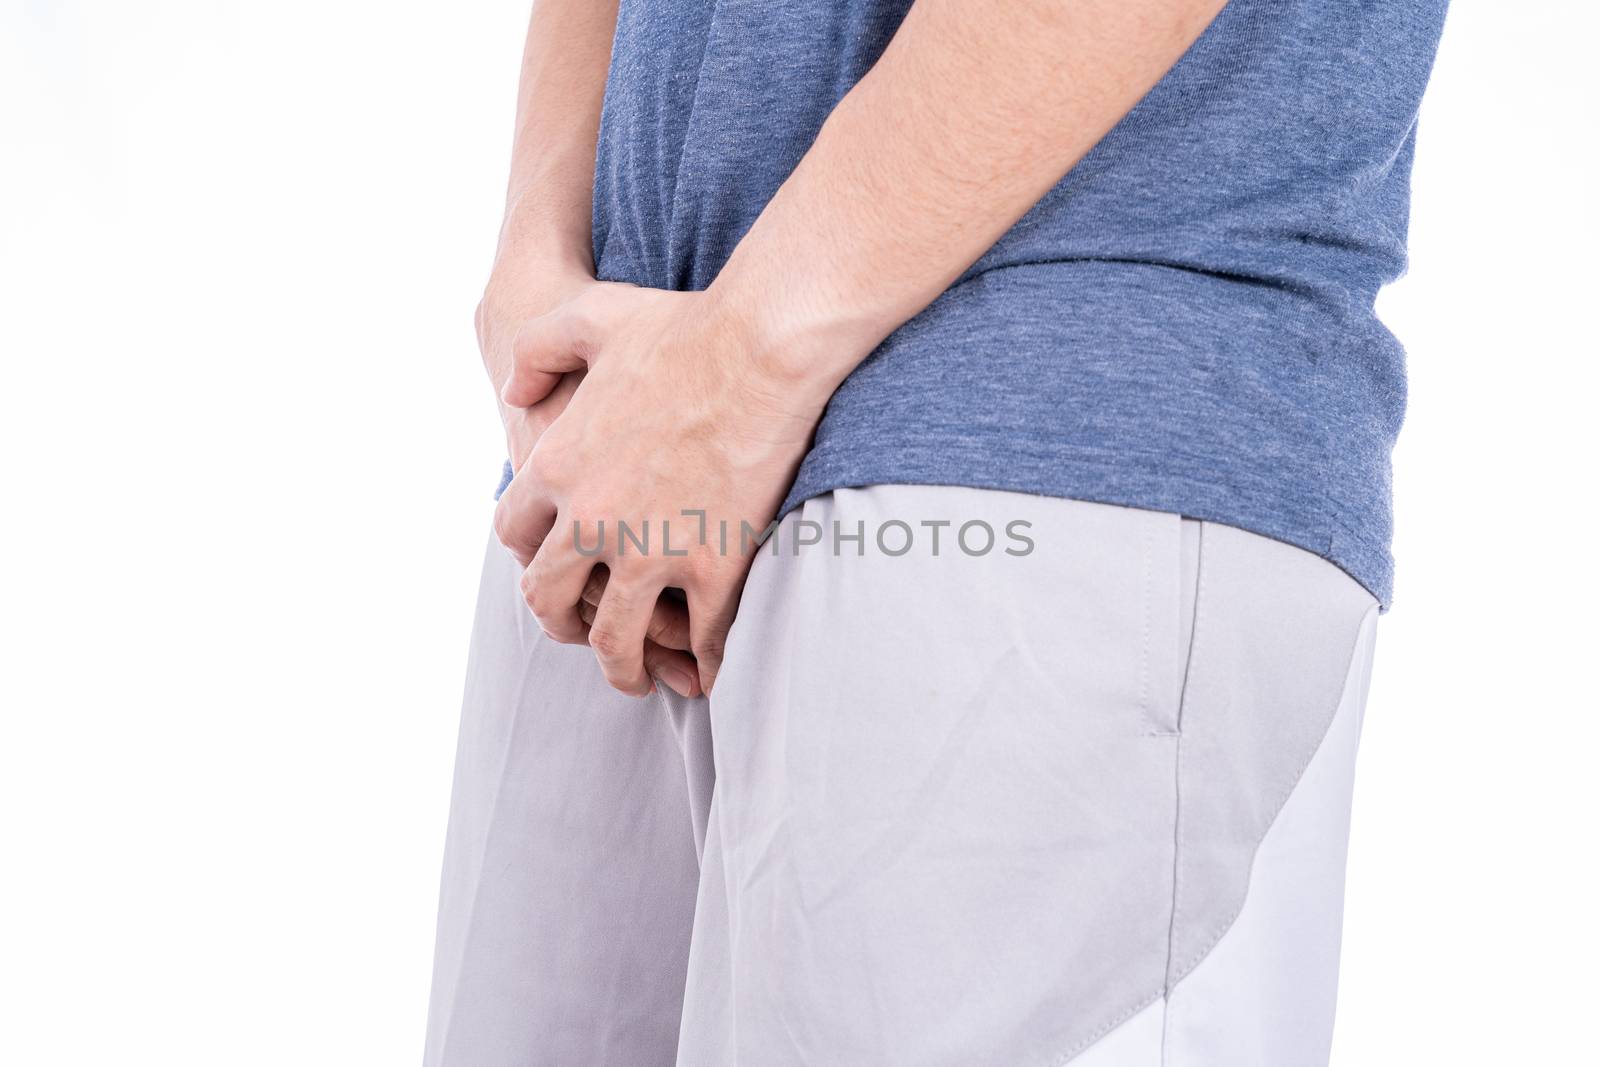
[780,442,1394,609]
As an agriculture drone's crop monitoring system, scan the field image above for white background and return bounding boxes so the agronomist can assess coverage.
[1,2,1594,1063]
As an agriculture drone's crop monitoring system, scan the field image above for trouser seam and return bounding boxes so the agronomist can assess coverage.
[1047,525,1206,1067]
[1159,520,1207,1061]
[1166,601,1378,985]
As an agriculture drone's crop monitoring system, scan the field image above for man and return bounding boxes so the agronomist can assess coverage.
[425,0,1448,1063]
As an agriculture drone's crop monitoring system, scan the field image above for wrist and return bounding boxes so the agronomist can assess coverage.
[478,256,593,396]
[701,269,887,414]
[487,238,592,301]
[482,252,591,318]
[494,186,594,279]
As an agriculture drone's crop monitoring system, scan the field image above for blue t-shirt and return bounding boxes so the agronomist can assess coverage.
[582,0,1448,605]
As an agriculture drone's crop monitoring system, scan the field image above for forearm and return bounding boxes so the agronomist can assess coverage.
[490,0,619,285]
[708,0,1226,406]
[480,0,618,402]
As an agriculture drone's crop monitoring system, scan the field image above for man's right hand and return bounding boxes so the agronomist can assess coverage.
[475,258,707,699]
[474,256,594,470]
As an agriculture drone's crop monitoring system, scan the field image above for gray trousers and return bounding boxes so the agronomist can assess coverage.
[424,486,1379,1066]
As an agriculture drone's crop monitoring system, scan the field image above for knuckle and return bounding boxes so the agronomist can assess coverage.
[587,625,624,660]
[525,582,560,624]
[493,505,516,549]
[494,514,540,565]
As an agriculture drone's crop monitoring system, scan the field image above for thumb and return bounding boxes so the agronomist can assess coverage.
[502,308,591,408]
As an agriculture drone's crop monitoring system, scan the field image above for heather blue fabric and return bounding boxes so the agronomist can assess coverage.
[582,0,1447,605]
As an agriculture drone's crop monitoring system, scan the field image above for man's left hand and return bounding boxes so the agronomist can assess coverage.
[493,283,825,697]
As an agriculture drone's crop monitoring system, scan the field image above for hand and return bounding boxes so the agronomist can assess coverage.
[480,265,717,695]
[473,254,593,468]
[494,283,829,697]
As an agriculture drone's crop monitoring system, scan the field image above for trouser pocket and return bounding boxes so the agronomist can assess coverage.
[1141,513,1203,736]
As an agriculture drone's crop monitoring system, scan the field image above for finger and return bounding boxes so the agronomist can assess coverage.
[578,567,610,610]
[644,640,702,699]
[492,462,557,567]
[575,591,700,697]
[586,575,664,697]
[579,576,693,652]
[522,524,598,644]
[503,309,592,408]
[644,595,694,652]
[688,580,745,695]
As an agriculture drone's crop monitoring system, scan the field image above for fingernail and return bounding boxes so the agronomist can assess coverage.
[655,666,699,699]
